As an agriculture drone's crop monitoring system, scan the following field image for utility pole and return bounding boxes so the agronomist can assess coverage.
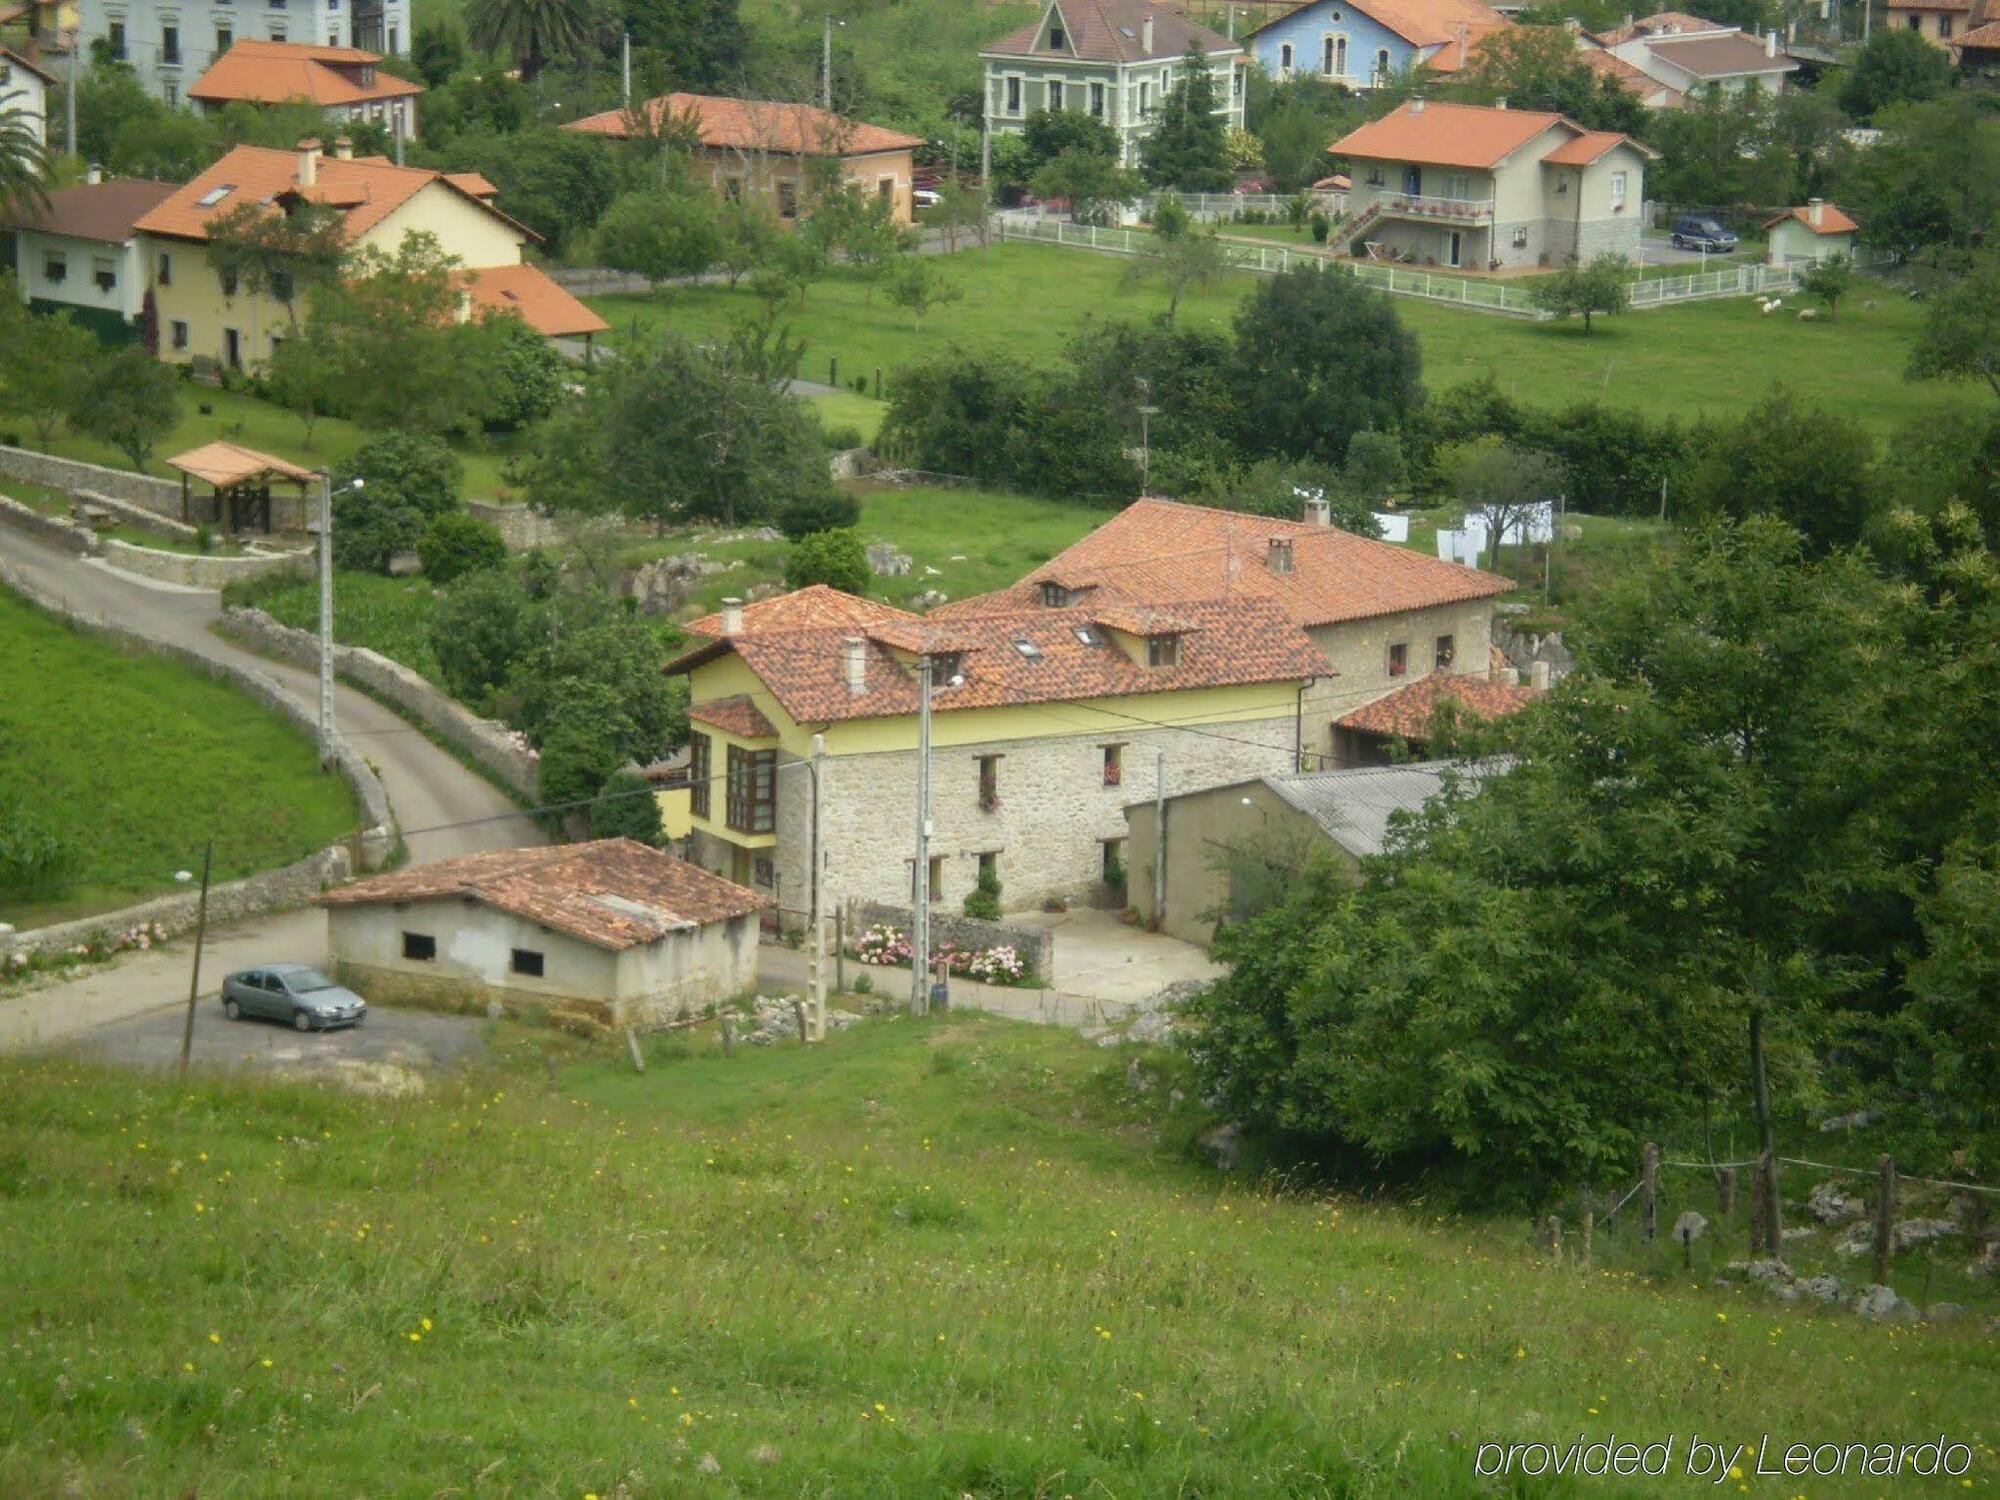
[821,14,836,111]
[622,31,631,108]
[317,471,335,769]
[391,102,405,166]
[1152,750,1167,927]
[910,657,932,1016]
[176,840,214,1085]
[1136,377,1158,495]
[65,17,78,159]
[806,732,827,1041]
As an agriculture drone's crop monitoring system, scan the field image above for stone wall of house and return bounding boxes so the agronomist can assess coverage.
[217,605,541,801]
[100,538,312,590]
[2,848,350,964]
[0,444,182,514]
[815,714,1301,913]
[0,491,96,554]
[846,898,1055,981]
[1303,597,1498,763]
[1574,214,1642,262]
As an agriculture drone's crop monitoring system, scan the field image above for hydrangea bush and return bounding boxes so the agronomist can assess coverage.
[847,924,1034,987]
[2,920,172,989]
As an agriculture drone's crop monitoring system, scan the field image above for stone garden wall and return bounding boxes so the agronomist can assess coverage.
[0,444,181,514]
[100,538,311,590]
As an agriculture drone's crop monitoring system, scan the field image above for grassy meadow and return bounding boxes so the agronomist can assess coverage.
[2,1015,1994,1496]
[0,587,359,926]
[587,242,1985,439]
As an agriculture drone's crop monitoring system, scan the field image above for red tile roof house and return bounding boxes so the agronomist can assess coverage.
[320,840,766,1029]
[1596,11,1798,98]
[661,497,1526,914]
[190,40,424,140]
[565,93,925,225]
[1331,98,1657,269]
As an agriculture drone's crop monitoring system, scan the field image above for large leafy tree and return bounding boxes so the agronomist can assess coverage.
[1227,264,1422,465]
[1840,95,2000,262]
[72,345,181,472]
[1684,389,1882,549]
[0,89,50,224]
[204,199,348,328]
[442,127,628,253]
[1908,255,2000,400]
[0,296,101,450]
[1839,27,1953,123]
[1454,26,1646,134]
[1029,147,1143,225]
[594,189,723,284]
[464,0,594,83]
[1141,44,1232,191]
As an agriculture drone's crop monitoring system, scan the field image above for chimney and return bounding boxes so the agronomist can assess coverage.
[1410,96,1425,113]
[297,137,322,188]
[720,596,744,636]
[843,636,867,695]
[1142,14,1154,52]
[1765,28,1777,56]
[1529,660,1551,692]
[333,135,354,160]
[85,162,101,185]
[1266,537,1294,574]
[1303,493,1331,527]
[1807,196,1824,227]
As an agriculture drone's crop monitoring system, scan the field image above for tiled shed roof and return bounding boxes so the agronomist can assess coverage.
[690,694,778,739]
[1335,670,1539,738]
[683,585,915,639]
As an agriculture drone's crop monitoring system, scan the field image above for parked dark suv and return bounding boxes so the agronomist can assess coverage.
[1670,215,1738,253]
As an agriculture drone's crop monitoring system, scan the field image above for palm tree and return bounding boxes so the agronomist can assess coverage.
[0,90,51,226]
[463,0,594,84]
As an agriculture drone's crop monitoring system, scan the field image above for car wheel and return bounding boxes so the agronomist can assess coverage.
[293,1010,314,1033]
[223,997,241,1021]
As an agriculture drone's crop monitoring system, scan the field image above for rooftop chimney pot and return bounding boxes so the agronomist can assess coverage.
[1142,14,1154,51]
[1765,27,1777,55]
[333,135,354,160]
[297,138,322,188]
[1495,95,1508,109]
[721,596,744,636]
[1807,196,1824,226]
[1410,96,1425,113]
[843,636,867,695]
[1529,660,1551,692]
[85,162,102,185]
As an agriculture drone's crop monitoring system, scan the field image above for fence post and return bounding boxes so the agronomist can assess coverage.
[1642,1141,1659,1241]
[793,998,808,1046]
[1718,1166,1736,1221]
[1581,1210,1595,1268]
[1541,1214,1563,1261]
[720,1015,734,1058]
[1874,1154,1896,1284]
[834,909,845,994]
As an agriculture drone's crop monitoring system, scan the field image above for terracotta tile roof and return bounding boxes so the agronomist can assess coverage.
[321,839,767,949]
[165,441,317,488]
[1333,100,1569,171]
[1760,202,1858,236]
[1542,129,1658,164]
[0,44,57,85]
[462,263,609,337]
[446,171,500,198]
[1643,31,1797,76]
[673,595,1325,724]
[1336,670,1538,738]
[942,498,1512,629]
[985,0,1238,63]
[190,40,423,108]
[1285,0,1506,60]
[1091,602,1202,636]
[133,144,509,244]
[683,584,915,640]
[1952,18,2000,43]
[565,93,922,156]
[689,693,778,739]
[4,177,177,241]
[1593,10,1725,43]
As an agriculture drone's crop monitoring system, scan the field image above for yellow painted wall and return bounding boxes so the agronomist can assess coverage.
[359,182,526,269]
[656,786,692,839]
[148,239,293,368]
[685,713,782,849]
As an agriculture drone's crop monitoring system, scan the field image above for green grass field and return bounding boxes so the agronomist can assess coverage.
[0,587,359,927]
[3,1015,1993,1496]
[226,570,445,682]
[586,243,1984,439]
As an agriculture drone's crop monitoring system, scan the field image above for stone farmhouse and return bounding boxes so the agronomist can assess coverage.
[666,497,1528,917]
[129,138,607,371]
[565,93,924,226]
[1244,0,1508,92]
[980,0,1245,171]
[1331,99,1656,269]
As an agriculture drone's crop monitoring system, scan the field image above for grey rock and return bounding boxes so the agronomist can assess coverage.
[1924,1301,1966,1324]
[696,1452,722,1475]
[1744,1257,1794,1285]
[1781,1226,1816,1241]
[1892,1217,1958,1252]
[1200,1122,1243,1172]
[909,588,949,610]
[386,550,422,577]
[866,542,913,577]
[1125,1056,1154,1093]
[1799,1274,1843,1303]
[1672,1210,1709,1244]
[1817,1107,1883,1133]
[1849,1282,1918,1323]
[1808,1180,1864,1223]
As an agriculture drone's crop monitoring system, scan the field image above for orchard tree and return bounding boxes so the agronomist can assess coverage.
[1798,254,1852,320]
[1029,147,1143,225]
[1527,252,1632,334]
[73,345,181,472]
[1125,226,1228,325]
[0,298,99,450]
[594,189,723,285]
[885,255,964,331]
[265,320,343,448]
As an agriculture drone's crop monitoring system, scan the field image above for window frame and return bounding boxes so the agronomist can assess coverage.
[42,250,65,283]
[1387,642,1409,678]
[687,731,712,819]
[510,947,545,978]
[725,744,776,834]
[401,931,436,961]
[1434,634,1455,669]
[977,754,1001,811]
[1146,633,1180,668]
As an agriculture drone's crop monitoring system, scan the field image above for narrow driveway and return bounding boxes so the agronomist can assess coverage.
[0,524,542,1050]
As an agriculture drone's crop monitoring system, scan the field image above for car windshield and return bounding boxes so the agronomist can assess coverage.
[286,970,338,993]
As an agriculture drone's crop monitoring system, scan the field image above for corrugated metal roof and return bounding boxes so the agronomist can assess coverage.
[1260,757,1511,856]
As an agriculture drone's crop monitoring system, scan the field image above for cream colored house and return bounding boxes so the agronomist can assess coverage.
[6,174,178,340]
[131,138,606,370]
[320,839,766,1029]
[1763,198,1857,264]
[1332,99,1656,269]
[666,497,1513,916]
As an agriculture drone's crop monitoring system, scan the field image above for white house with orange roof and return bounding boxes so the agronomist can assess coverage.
[132,137,606,371]
[1331,98,1655,269]
[76,0,408,106]
[190,40,423,140]
[1762,198,1858,264]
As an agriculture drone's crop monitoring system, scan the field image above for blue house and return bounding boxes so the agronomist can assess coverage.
[1244,0,1509,90]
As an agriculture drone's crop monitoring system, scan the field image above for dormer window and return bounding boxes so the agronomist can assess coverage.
[1266,537,1294,574]
[929,651,963,684]
[1040,582,1070,607]
[1146,634,1180,668]
[1048,23,1065,48]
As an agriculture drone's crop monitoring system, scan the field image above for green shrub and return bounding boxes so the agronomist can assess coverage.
[821,423,866,452]
[962,864,1002,921]
[417,512,507,585]
[587,767,665,846]
[1103,856,1127,892]
[851,973,874,996]
[785,528,872,594]
[0,794,78,899]
[1310,211,1330,244]
[778,490,861,540]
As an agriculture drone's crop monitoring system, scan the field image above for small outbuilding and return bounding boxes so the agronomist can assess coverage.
[1763,198,1857,265]
[320,838,767,1028]
[165,441,318,533]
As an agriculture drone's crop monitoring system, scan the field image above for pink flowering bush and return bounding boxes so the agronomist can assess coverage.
[852,922,911,966]
[1,920,170,989]
[847,925,1035,987]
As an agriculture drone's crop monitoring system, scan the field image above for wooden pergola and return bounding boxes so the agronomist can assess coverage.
[166,442,317,535]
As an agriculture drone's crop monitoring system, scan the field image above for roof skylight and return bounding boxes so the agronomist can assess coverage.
[195,185,236,208]
[1012,638,1042,659]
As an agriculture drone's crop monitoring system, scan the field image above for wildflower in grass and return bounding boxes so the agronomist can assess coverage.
[260,1359,273,1369]
[208,1333,220,1344]
[182,1362,193,1373]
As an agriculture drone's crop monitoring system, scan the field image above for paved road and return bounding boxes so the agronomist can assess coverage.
[0,524,542,1051]
[67,996,488,1083]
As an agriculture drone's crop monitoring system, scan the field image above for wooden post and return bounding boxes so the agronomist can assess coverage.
[625,1027,645,1074]
[1580,1210,1595,1268]
[793,998,807,1046]
[1542,1214,1562,1261]
[176,840,214,1086]
[720,1016,734,1058]
[1874,1154,1896,1285]
[835,909,845,995]
[1749,1010,1781,1248]
[1642,1142,1659,1242]
[1718,1166,1736,1222]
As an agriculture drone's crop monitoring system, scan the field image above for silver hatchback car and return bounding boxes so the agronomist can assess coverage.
[221,964,367,1032]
